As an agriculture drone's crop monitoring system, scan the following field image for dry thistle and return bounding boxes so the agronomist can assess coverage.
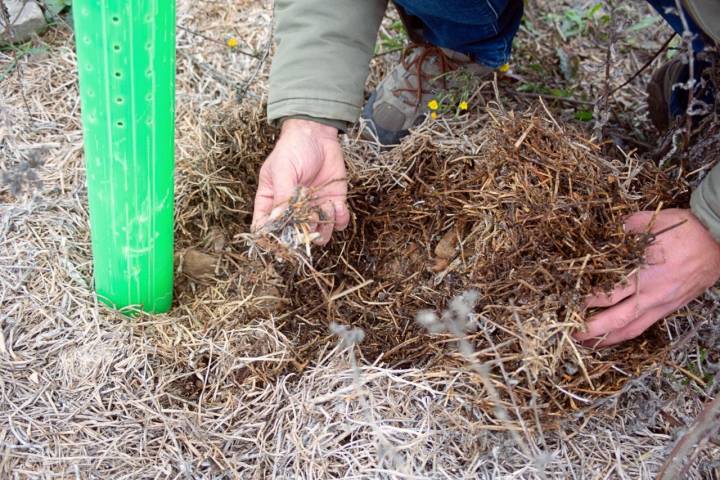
[416,291,533,458]
[247,186,323,263]
[329,321,365,349]
[329,321,409,474]
[1,148,44,197]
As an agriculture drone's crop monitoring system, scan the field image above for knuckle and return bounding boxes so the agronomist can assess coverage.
[609,315,631,331]
[609,308,639,330]
[624,323,648,341]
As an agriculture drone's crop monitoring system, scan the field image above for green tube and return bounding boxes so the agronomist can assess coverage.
[74,1,176,313]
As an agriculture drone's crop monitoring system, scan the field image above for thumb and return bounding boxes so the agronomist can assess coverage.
[271,168,300,211]
[252,160,301,231]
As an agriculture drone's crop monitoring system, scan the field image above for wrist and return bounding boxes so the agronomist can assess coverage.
[687,209,720,247]
[281,118,338,139]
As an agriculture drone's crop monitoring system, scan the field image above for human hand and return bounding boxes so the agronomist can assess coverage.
[251,119,350,245]
[574,208,720,347]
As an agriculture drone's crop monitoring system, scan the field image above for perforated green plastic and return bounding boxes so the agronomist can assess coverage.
[74,1,176,313]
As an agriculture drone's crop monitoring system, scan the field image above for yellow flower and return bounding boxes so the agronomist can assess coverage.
[427,99,439,111]
[459,101,469,111]
[430,112,438,120]
[226,37,239,48]
[498,63,510,73]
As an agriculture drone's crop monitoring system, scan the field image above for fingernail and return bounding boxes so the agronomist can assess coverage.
[269,206,284,221]
[572,331,588,342]
[312,233,329,246]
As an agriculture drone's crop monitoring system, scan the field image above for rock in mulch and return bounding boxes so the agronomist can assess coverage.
[1,0,47,45]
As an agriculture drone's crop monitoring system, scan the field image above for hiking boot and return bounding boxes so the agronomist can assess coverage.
[361,44,494,146]
[647,53,716,132]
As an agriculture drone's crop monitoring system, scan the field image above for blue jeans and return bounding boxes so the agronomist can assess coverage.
[393,0,523,68]
[393,0,709,67]
[647,0,707,52]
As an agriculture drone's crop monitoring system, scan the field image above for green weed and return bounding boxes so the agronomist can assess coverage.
[376,19,407,55]
[546,3,609,41]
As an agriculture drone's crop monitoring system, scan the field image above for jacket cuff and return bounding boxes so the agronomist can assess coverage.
[690,163,720,241]
[278,114,348,133]
[268,97,359,127]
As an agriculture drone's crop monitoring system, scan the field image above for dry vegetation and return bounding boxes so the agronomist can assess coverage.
[1,0,719,478]
[251,99,682,414]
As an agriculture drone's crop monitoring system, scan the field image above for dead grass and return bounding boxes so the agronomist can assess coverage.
[0,0,718,478]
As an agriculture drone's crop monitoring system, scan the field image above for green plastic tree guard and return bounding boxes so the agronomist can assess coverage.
[74,1,176,313]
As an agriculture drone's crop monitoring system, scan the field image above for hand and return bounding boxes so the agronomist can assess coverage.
[252,119,350,245]
[574,208,720,347]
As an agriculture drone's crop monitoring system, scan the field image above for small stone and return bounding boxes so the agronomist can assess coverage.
[205,226,226,253]
[434,228,459,260]
[563,361,579,376]
[0,1,48,45]
[181,249,218,279]
[430,257,449,273]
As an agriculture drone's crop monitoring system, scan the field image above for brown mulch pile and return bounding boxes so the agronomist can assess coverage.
[230,101,690,426]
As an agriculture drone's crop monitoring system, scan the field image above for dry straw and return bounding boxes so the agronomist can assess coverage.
[2,5,718,475]
[249,100,687,430]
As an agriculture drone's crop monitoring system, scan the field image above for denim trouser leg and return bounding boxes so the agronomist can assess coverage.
[646,0,708,52]
[394,0,710,66]
[391,0,523,68]
[646,0,714,116]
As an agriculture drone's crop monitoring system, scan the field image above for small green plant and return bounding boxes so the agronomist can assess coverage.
[516,82,592,122]
[686,347,717,386]
[425,70,477,119]
[626,14,658,33]
[546,3,609,41]
[574,110,593,122]
[517,82,573,98]
[42,0,72,17]
[0,43,49,81]
[376,19,407,54]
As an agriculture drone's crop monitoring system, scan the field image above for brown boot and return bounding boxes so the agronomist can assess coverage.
[361,44,494,146]
[647,54,716,132]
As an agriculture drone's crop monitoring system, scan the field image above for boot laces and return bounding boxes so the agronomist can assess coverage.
[392,43,468,108]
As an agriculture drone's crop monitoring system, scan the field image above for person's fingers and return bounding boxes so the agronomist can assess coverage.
[585,274,638,308]
[622,213,668,264]
[623,211,656,233]
[252,174,275,231]
[253,196,288,231]
[252,154,305,232]
[643,241,666,266]
[252,197,272,232]
[305,209,320,234]
[333,199,350,231]
[623,212,670,266]
[581,304,670,348]
[574,293,649,341]
[314,201,335,246]
[271,167,301,212]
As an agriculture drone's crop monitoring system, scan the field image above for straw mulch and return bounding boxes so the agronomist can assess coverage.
[2,2,719,477]
[242,101,687,427]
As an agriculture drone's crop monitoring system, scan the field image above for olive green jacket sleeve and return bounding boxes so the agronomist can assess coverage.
[691,164,720,241]
[267,0,388,127]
